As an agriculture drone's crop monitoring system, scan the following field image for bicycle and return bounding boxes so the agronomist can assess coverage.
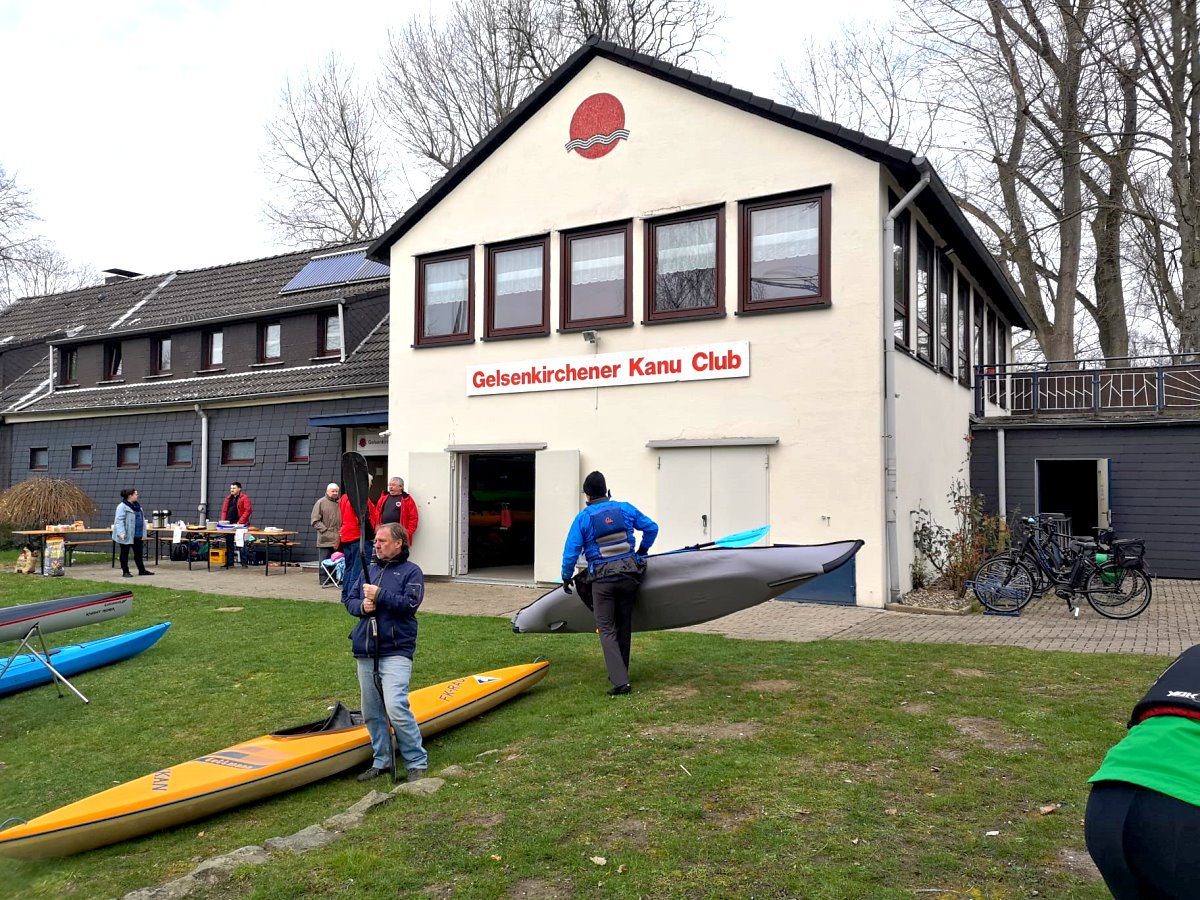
[971,523,1153,619]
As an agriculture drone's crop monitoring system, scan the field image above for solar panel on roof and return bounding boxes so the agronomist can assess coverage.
[281,250,391,294]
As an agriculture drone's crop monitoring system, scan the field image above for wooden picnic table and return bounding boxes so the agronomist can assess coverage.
[13,528,116,570]
[148,527,299,576]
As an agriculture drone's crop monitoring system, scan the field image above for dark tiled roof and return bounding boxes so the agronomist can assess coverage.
[0,242,389,346]
[1,315,390,416]
[366,37,1032,331]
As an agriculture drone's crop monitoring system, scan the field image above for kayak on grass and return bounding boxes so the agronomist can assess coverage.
[0,622,170,697]
[512,540,864,634]
[0,590,133,644]
[0,659,550,859]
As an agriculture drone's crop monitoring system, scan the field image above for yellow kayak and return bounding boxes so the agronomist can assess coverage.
[0,660,549,859]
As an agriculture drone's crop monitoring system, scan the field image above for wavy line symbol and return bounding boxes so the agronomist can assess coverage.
[564,128,630,153]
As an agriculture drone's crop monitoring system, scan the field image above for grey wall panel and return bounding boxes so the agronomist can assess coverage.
[969,431,998,515]
[971,422,1200,579]
[8,394,385,560]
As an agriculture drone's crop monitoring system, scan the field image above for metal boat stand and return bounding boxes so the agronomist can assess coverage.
[0,622,89,703]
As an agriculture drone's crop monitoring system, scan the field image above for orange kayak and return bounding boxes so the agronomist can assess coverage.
[0,660,549,859]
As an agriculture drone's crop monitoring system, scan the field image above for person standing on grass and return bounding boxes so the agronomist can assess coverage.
[343,523,428,783]
[219,481,252,568]
[371,476,419,543]
[112,488,154,577]
[310,482,341,579]
[1085,644,1200,899]
[560,470,658,696]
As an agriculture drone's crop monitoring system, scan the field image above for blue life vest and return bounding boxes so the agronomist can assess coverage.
[587,503,634,562]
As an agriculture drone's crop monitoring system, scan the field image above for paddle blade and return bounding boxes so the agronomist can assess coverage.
[341,452,370,523]
[713,525,771,548]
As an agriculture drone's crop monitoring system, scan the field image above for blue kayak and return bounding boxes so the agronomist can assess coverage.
[0,623,170,697]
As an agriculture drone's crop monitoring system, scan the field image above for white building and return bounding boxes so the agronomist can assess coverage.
[366,39,1031,606]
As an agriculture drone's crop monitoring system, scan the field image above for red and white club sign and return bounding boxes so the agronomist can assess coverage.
[467,341,750,396]
[564,92,629,159]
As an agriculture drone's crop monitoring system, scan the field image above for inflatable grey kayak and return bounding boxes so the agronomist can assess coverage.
[512,540,864,634]
[0,590,133,643]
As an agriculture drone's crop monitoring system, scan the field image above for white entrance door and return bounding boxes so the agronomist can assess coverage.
[409,452,453,576]
[655,446,769,552]
[534,450,581,583]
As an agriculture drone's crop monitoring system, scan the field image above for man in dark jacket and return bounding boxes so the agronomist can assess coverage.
[561,471,658,696]
[343,522,428,783]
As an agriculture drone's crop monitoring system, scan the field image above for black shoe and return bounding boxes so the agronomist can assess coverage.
[356,766,387,782]
[607,683,632,696]
[138,570,154,576]
[405,768,428,783]
[122,572,133,578]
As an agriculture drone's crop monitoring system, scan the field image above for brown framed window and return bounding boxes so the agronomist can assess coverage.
[288,435,310,463]
[645,207,724,322]
[739,187,831,314]
[29,447,48,470]
[485,237,549,338]
[974,294,985,379]
[994,315,1008,409]
[167,441,192,467]
[117,443,140,468]
[103,342,123,380]
[203,329,224,368]
[258,323,281,362]
[892,202,910,347]
[561,222,632,330]
[416,249,474,346]
[319,312,342,357]
[957,276,971,386]
[937,251,953,374]
[222,439,255,465]
[152,337,172,374]
[71,445,93,470]
[915,230,934,363]
[59,347,79,385]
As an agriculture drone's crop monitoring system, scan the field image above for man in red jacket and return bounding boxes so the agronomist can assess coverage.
[371,476,419,544]
[219,481,252,568]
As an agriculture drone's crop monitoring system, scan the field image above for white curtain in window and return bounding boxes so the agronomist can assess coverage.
[656,219,715,274]
[751,203,818,262]
[325,316,342,351]
[425,259,469,305]
[496,246,543,295]
[571,233,625,285]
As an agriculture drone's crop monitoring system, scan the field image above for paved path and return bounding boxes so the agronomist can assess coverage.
[63,560,1200,657]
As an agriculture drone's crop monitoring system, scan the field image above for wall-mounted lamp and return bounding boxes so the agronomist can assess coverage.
[582,330,599,344]
[378,429,392,438]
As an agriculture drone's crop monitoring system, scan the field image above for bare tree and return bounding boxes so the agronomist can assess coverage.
[0,164,38,272]
[376,0,723,179]
[2,243,95,303]
[263,54,395,248]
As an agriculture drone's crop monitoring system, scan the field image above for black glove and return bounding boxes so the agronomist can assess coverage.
[562,577,573,594]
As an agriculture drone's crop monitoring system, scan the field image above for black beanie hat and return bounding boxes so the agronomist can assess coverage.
[582,471,608,498]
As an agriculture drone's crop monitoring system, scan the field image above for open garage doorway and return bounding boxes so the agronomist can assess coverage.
[458,452,536,582]
[1036,458,1111,537]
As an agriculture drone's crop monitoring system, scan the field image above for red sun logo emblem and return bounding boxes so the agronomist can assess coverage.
[565,93,629,159]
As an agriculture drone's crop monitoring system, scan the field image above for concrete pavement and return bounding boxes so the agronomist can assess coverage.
[61,558,1200,657]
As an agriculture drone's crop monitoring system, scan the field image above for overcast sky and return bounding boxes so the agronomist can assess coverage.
[1,0,893,278]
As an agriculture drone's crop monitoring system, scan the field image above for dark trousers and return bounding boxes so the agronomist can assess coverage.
[119,538,148,574]
[591,575,638,687]
[1085,781,1200,899]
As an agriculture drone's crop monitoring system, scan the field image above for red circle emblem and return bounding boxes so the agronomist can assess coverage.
[566,93,628,159]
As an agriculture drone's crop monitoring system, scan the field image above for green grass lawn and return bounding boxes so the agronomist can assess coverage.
[0,572,1164,899]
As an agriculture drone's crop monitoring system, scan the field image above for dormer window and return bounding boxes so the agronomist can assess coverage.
[203,329,224,368]
[320,312,341,357]
[258,322,281,363]
[152,337,172,374]
[59,347,78,385]
[103,342,123,380]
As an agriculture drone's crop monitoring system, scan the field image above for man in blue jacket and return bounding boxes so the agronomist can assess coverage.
[343,522,428,783]
[561,471,658,695]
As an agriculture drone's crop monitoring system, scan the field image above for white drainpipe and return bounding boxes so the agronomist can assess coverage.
[194,404,209,523]
[882,160,931,604]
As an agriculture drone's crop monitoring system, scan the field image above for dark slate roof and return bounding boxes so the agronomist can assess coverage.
[366,37,1033,331]
[0,315,390,416]
[0,242,389,347]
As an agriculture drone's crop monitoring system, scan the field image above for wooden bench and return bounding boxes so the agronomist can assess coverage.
[64,539,116,567]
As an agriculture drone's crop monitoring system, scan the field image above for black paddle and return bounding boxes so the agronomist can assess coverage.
[342,451,394,780]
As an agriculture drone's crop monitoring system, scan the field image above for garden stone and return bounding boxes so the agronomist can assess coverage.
[264,824,339,853]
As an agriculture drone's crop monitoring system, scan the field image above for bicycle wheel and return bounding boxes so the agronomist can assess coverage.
[971,556,1036,613]
[1084,566,1153,619]
[997,549,1049,596]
